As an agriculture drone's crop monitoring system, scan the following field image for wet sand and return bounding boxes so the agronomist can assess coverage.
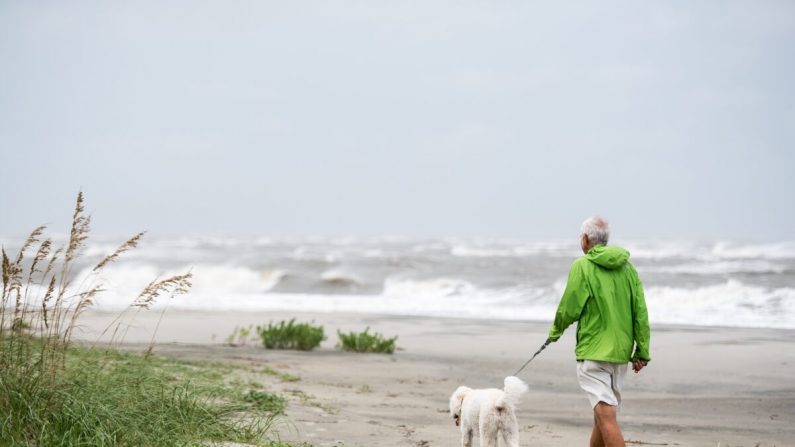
[78,311,795,447]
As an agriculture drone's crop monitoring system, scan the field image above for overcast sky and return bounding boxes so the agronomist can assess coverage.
[1,1,793,241]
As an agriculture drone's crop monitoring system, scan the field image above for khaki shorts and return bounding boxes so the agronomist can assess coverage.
[576,360,628,410]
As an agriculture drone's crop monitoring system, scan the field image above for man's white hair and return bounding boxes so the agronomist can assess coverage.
[581,216,609,246]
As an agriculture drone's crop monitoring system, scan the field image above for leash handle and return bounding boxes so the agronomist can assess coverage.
[512,338,552,376]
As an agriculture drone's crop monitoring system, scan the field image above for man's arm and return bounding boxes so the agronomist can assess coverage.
[631,269,651,366]
[548,261,590,342]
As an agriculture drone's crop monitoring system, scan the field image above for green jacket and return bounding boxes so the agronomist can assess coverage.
[548,245,651,364]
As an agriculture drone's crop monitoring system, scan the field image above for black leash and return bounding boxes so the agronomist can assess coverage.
[512,338,552,376]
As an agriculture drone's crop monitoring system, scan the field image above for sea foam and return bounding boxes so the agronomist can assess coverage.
[21,237,791,329]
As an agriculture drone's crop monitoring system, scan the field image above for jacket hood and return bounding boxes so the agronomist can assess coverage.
[586,245,630,269]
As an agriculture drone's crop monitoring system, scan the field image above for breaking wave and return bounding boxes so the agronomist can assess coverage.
[8,236,783,329]
[320,269,362,286]
[382,278,477,298]
[448,240,795,261]
[639,260,788,275]
[79,263,795,329]
[82,264,288,310]
[645,280,795,329]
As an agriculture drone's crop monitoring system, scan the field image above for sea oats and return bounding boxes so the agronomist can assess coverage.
[14,225,46,265]
[42,245,63,280]
[41,275,56,329]
[2,192,192,387]
[2,249,9,300]
[64,191,90,264]
[133,273,193,309]
[93,232,145,272]
[28,238,52,280]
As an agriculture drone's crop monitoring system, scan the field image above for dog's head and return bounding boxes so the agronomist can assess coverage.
[448,386,471,427]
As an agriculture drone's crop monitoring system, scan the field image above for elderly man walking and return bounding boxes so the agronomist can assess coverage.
[548,216,651,447]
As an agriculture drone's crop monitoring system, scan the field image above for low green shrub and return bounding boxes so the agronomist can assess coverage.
[257,319,325,351]
[336,327,397,354]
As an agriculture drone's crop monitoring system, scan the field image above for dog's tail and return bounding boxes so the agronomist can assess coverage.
[499,376,529,409]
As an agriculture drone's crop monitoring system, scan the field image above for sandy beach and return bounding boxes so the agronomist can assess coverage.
[73,310,795,447]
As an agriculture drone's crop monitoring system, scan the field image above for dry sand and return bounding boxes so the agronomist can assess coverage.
[77,310,795,447]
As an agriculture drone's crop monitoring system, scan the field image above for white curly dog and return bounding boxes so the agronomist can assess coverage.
[448,376,529,447]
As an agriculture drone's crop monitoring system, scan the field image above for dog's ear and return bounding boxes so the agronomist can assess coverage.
[453,386,471,401]
[449,385,470,418]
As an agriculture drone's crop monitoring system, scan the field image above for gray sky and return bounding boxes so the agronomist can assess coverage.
[1,1,793,240]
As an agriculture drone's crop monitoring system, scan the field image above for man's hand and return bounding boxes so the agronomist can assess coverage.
[632,359,647,373]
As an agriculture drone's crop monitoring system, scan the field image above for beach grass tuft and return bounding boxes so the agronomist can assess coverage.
[336,327,397,354]
[257,319,325,351]
[244,390,288,415]
[226,324,257,346]
[262,365,301,382]
[0,343,275,445]
[0,192,289,445]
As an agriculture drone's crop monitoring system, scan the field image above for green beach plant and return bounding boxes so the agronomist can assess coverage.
[0,192,285,445]
[335,327,397,354]
[244,390,288,415]
[0,192,191,377]
[226,324,256,346]
[262,365,301,382]
[0,343,275,445]
[256,319,325,351]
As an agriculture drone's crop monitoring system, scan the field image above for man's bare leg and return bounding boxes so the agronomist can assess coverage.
[590,414,605,447]
[593,402,625,447]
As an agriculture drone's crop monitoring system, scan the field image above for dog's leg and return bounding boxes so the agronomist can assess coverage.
[501,412,520,447]
[479,418,499,447]
[461,427,473,447]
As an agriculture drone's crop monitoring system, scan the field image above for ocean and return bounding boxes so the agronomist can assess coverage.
[8,237,795,329]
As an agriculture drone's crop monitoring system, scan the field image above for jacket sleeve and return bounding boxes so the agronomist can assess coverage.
[548,261,590,342]
[630,269,651,362]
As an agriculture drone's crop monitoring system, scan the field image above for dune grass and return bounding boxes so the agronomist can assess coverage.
[262,365,301,383]
[226,324,257,346]
[336,327,397,354]
[0,192,294,446]
[244,390,288,415]
[0,341,277,445]
[257,319,325,351]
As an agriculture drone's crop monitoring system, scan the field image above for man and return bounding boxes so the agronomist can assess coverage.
[548,216,651,447]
